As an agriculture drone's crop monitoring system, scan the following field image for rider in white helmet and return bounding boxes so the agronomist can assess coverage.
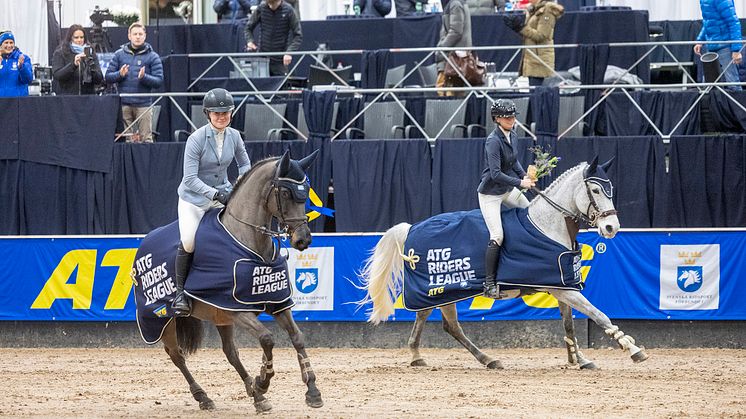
[171,88,251,317]
[478,98,535,299]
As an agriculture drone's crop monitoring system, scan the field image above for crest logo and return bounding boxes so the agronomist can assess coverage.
[152,304,169,318]
[295,268,319,294]
[677,266,702,292]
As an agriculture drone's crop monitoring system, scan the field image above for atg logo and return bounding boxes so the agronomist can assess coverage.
[677,266,703,292]
[295,268,319,294]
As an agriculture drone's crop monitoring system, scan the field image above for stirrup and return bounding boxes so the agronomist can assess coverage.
[483,282,502,299]
[172,293,192,317]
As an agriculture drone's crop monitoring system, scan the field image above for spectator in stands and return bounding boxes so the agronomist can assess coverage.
[0,31,33,97]
[245,0,303,76]
[694,0,743,90]
[466,0,505,15]
[436,0,472,96]
[213,0,256,22]
[514,0,530,8]
[171,88,251,317]
[51,25,103,95]
[105,22,164,143]
[505,0,564,87]
[394,0,422,16]
[354,0,392,17]
[478,99,535,299]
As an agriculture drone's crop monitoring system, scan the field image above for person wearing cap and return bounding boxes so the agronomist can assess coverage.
[0,31,33,97]
[477,98,535,299]
[171,88,251,317]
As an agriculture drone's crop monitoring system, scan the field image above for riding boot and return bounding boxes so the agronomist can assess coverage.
[483,240,502,299]
[171,244,194,317]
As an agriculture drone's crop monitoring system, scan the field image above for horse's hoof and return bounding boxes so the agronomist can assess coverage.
[306,393,324,408]
[631,349,649,363]
[199,399,216,411]
[579,361,598,370]
[410,359,427,367]
[254,399,272,413]
[486,360,503,370]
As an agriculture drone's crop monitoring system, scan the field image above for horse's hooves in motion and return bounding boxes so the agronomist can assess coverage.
[305,390,324,408]
[254,397,272,413]
[410,359,428,367]
[486,360,503,370]
[631,348,649,363]
[579,361,598,370]
[199,399,216,411]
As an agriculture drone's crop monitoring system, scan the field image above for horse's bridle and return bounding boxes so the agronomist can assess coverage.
[532,177,617,227]
[225,175,309,239]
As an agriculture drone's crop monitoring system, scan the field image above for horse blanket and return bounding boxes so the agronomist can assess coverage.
[133,209,293,344]
[401,208,582,311]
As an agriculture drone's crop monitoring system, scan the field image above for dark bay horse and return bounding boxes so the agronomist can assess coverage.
[133,150,322,413]
[359,158,649,370]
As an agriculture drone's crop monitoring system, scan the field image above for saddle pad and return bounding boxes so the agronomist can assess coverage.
[402,208,582,311]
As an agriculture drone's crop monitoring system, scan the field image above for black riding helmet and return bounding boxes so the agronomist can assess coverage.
[203,88,235,115]
[490,98,518,120]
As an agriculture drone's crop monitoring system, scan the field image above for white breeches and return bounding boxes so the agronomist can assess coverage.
[478,188,530,245]
[178,198,223,253]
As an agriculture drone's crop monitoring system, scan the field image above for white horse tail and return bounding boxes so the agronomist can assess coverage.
[359,222,411,325]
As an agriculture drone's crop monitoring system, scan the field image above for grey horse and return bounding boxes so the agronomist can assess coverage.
[139,150,323,413]
[359,157,649,370]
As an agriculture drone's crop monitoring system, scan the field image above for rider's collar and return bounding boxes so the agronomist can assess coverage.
[586,176,613,199]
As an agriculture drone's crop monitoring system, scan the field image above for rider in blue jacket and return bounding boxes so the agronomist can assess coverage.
[0,32,33,97]
[695,0,743,89]
[477,99,535,299]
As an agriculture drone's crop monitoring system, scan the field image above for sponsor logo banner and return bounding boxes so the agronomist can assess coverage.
[284,246,334,311]
[660,244,720,310]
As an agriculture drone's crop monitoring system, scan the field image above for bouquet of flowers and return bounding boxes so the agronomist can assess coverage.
[110,5,141,27]
[527,145,560,181]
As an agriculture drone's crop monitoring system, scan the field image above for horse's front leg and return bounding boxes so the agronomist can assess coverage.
[216,325,255,399]
[161,321,216,410]
[274,309,323,408]
[408,308,433,366]
[440,304,502,369]
[552,289,649,363]
[233,312,274,413]
[557,300,597,369]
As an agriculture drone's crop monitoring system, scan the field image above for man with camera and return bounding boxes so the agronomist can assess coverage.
[52,25,104,95]
[105,22,163,143]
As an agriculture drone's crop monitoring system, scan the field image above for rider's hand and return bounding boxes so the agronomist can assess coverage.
[520,177,535,189]
[214,191,230,206]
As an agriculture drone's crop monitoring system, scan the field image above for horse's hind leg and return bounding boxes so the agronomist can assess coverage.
[408,308,433,366]
[216,325,255,400]
[274,309,324,408]
[161,321,215,410]
[233,312,274,413]
[558,301,597,370]
[553,289,649,363]
[440,304,502,369]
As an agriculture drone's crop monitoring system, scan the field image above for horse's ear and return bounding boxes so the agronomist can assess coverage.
[599,156,616,172]
[277,150,291,177]
[298,149,320,171]
[584,155,599,177]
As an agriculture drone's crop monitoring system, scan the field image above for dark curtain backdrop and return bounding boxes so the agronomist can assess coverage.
[605,91,702,136]
[579,44,610,136]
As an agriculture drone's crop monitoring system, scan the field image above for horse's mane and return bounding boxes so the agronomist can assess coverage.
[232,156,279,193]
[528,162,587,207]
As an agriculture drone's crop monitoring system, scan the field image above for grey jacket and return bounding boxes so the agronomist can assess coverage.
[436,0,472,71]
[465,0,505,15]
[177,124,251,207]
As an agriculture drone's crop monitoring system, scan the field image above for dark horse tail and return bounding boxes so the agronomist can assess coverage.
[176,317,204,355]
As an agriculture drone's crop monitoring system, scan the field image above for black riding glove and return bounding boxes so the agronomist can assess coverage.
[214,190,230,206]
[503,12,526,33]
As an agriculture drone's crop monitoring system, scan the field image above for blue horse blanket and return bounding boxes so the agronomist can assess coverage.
[402,208,582,311]
[133,209,293,344]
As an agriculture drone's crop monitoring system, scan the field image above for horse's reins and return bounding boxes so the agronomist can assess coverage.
[531,178,617,227]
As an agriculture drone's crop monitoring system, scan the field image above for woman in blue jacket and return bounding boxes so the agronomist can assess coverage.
[171,88,251,317]
[695,0,743,89]
[477,99,535,299]
[0,32,33,97]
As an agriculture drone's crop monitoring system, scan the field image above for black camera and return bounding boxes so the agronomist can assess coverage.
[84,46,93,57]
[90,5,114,26]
